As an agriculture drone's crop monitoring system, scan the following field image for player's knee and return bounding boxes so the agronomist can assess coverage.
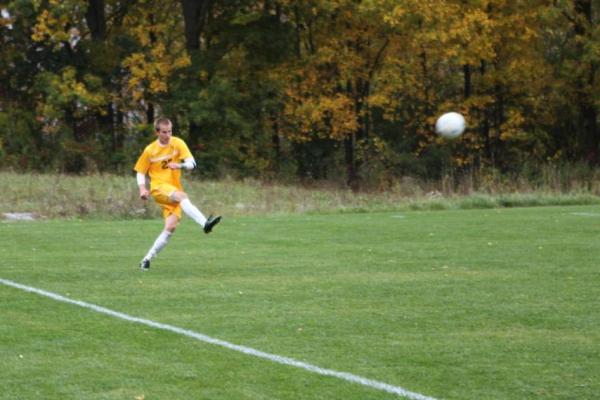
[164,215,179,232]
[165,222,177,232]
[169,191,188,203]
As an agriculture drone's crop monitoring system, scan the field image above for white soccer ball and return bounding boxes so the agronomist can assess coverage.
[435,112,466,139]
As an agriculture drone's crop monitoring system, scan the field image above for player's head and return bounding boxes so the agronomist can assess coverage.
[154,118,172,145]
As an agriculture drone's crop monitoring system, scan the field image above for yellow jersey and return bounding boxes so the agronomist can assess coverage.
[133,137,193,191]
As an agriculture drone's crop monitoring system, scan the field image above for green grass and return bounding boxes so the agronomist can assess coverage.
[1,206,600,399]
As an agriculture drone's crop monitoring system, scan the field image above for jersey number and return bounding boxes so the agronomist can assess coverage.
[161,159,172,169]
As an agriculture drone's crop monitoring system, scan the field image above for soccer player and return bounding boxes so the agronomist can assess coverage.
[134,117,221,270]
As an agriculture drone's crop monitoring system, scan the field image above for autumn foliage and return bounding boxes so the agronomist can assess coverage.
[0,1,598,188]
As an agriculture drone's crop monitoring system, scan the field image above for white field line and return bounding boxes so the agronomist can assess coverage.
[0,278,436,400]
[571,212,600,217]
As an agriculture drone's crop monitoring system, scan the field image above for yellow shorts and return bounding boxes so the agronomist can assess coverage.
[151,183,182,219]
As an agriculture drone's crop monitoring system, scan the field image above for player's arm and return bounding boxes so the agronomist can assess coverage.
[167,157,196,170]
[134,148,151,200]
[167,138,195,170]
[136,172,150,200]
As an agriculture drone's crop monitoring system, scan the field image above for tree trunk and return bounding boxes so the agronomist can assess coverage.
[85,0,114,170]
[345,134,358,191]
[180,0,213,146]
[573,0,599,162]
[463,64,471,99]
[180,0,211,51]
[147,102,155,125]
[272,131,281,173]
[479,60,493,163]
[293,5,302,58]
[85,0,106,40]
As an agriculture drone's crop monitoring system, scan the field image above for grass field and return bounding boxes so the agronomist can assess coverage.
[1,205,599,399]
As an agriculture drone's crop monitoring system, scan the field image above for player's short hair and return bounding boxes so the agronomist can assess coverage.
[154,117,172,131]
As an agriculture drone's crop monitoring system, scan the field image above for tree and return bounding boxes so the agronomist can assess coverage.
[374,0,555,176]
[551,0,600,162]
[278,0,393,188]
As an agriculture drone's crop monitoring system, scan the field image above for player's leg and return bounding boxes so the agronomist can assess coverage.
[171,191,221,233]
[139,207,180,270]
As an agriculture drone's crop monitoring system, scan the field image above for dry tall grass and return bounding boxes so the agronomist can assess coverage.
[2,169,600,220]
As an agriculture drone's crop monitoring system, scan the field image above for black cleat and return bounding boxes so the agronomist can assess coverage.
[203,215,222,234]
[140,259,150,270]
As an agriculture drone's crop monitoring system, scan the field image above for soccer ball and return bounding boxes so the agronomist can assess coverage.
[435,112,466,139]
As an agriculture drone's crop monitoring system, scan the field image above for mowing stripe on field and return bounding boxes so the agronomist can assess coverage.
[0,278,436,400]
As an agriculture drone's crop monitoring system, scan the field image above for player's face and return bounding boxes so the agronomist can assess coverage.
[156,123,172,145]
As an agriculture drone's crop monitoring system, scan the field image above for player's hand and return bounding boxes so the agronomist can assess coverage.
[167,162,181,169]
[139,188,150,200]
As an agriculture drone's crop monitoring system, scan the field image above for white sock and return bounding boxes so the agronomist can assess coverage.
[143,230,172,261]
[180,198,207,226]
